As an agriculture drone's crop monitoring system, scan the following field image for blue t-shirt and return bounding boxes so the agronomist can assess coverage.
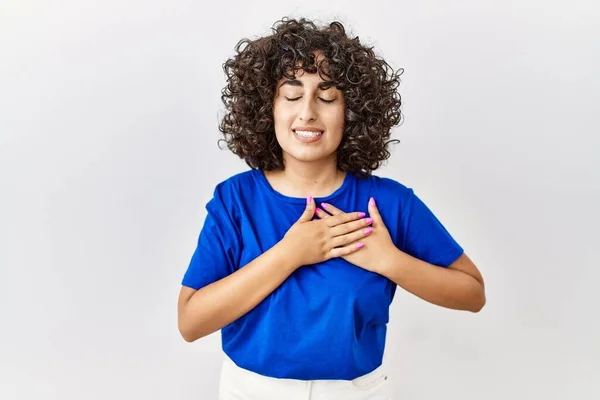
[182,169,463,380]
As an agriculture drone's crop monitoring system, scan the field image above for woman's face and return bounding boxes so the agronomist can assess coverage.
[272,65,345,166]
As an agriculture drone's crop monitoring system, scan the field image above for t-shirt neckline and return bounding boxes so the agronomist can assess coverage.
[254,169,354,204]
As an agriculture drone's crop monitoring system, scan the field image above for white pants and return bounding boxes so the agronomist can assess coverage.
[218,356,396,400]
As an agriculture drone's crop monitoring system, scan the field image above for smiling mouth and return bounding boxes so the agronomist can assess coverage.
[293,129,324,138]
[292,129,324,143]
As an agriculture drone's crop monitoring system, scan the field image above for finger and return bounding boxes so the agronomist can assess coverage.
[314,207,330,220]
[329,242,365,258]
[368,197,383,225]
[331,226,373,248]
[327,211,366,227]
[330,216,373,237]
[298,195,316,223]
[320,202,344,216]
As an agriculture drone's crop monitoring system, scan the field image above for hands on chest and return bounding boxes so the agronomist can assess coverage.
[317,197,399,274]
[281,196,399,275]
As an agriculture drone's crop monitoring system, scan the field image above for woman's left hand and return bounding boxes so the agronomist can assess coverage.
[315,197,399,274]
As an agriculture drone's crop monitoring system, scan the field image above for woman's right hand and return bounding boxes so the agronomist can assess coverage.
[281,196,373,269]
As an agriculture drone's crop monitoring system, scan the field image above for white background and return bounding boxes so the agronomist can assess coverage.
[1,1,599,399]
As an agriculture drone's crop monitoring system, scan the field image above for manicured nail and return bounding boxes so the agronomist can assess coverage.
[369,197,376,207]
[357,212,366,218]
[307,196,312,205]
[321,202,329,210]
[315,208,321,215]
[363,228,373,235]
[356,243,364,249]
[365,218,373,225]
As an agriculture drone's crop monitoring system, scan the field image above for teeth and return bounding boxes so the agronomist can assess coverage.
[295,130,323,137]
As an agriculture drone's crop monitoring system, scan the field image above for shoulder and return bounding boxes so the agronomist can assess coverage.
[212,169,257,198]
[208,168,266,215]
[359,173,414,200]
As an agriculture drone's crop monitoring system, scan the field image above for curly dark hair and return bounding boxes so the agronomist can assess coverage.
[218,17,403,177]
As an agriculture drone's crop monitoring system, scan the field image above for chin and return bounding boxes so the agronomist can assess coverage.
[285,149,336,163]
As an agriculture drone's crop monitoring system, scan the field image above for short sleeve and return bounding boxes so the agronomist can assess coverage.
[399,189,464,268]
[181,184,242,290]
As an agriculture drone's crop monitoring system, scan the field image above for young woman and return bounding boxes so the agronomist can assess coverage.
[178,17,485,399]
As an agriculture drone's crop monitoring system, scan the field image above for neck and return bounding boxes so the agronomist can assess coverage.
[266,155,345,198]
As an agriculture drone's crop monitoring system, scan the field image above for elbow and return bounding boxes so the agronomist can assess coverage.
[180,329,198,343]
[178,295,209,342]
[178,318,213,342]
[178,322,196,342]
[469,289,486,313]
[179,325,206,343]
[178,317,205,343]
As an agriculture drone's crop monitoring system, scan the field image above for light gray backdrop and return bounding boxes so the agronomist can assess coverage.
[1,0,599,399]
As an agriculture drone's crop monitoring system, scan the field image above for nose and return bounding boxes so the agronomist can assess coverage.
[298,97,317,122]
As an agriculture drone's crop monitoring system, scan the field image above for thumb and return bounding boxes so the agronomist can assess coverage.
[298,195,316,223]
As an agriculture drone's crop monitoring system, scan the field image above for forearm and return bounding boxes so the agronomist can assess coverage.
[179,240,298,341]
[379,249,485,312]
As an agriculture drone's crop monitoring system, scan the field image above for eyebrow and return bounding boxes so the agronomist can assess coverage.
[278,79,335,90]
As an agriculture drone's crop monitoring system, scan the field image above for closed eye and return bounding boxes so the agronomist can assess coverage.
[285,96,337,104]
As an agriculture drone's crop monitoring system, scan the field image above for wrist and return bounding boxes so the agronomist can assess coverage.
[275,238,302,272]
[376,246,407,278]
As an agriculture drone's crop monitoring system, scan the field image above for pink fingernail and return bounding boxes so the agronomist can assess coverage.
[307,196,312,205]
[356,243,364,249]
[365,218,373,225]
[369,197,376,207]
[357,212,366,218]
[321,203,329,210]
[315,208,321,215]
[363,228,373,235]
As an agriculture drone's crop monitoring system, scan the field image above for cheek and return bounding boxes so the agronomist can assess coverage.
[272,109,294,144]
[327,108,346,132]
[273,107,294,128]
